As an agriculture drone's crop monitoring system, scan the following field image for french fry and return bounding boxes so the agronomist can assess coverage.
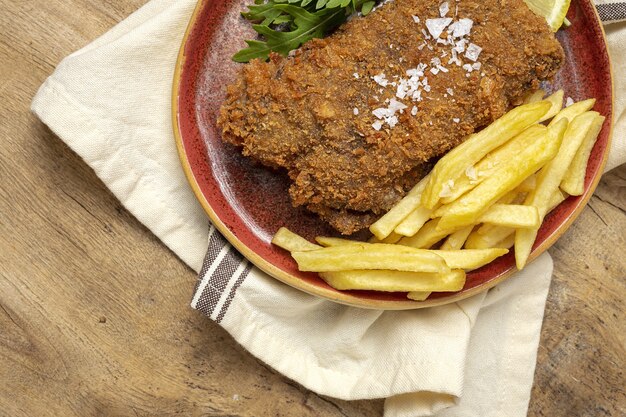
[518,174,537,193]
[398,218,460,249]
[291,243,449,273]
[436,119,567,230]
[272,227,320,251]
[465,226,514,249]
[421,101,552,209]
[495,234,516,249]
[430,248,509,270]
[547,189,567,213]
[476,223,496,235]
[369,174,431,240]
[440,125,547,204]
[515,112,598,269]
[319,269,465,292]
[394,205,434,236]
[539,90,565,122]
[315,238,506,271]
[369,232,403,244]
[407,292,432,301]
[440,226,474,250]
[549,98,595,126]
[477,204,540,229]
[496,189,523,205]
[523,89,564,121]
[523,89,546,104]
[466,190,564,250]
[316,236,357,247]
[560,115,605,195]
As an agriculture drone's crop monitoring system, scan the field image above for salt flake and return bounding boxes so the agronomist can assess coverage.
[439,2,449,17]
[465,166,478,181]
[373,73,389,87]
[448,18,473,38]
[425,17,453,39]
[465,43,482,62]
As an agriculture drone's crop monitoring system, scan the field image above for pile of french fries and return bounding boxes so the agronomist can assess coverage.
[272,90,604,301]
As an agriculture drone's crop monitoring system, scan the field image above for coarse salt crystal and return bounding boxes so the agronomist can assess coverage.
[411,106,418,115]
[440,1,449,17]
[472,62,482,71]
[453,39,467,53]
[423,85,431,92]
[447,88,454,96]
[465,165,478,180]
[353,72,359,79]
[425,17,452,39]
[453,118,460,123]
[439,181,454,198]
[438,65,449,73]
[387,115,399,128]
[565,97,574,107]
[372,121,384,131]
[448,18,473,38]
[353,108,359,115]
[465,43,482,62]
[430,67,440,75]
[373,73,388,87]
[373,108,391,119]
[412,15,420,23]
[388,98,408,112]
[439,185,452,198]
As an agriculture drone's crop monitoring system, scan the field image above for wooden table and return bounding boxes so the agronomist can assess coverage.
[1,1,624,416]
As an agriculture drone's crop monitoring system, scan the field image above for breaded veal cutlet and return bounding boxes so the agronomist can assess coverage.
[218,0,564,234]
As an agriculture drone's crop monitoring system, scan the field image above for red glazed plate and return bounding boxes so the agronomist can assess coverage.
[173,0,613,309]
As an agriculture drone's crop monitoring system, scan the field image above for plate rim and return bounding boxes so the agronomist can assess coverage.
[172,0,614,310]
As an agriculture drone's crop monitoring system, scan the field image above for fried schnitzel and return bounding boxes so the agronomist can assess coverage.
[218,0,564,234]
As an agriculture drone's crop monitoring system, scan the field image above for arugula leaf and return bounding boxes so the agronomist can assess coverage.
[361,0,375,15]
[234,0,376,62]
[233,5,348,62]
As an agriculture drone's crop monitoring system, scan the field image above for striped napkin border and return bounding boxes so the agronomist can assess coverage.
[191,226,251,323]
[191,2,624,321]
[596,2,626,23]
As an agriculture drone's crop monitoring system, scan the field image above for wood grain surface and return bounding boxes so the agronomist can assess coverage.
[0,1,624,416]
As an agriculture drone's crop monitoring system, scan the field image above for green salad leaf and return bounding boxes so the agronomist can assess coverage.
[233,0,376,62]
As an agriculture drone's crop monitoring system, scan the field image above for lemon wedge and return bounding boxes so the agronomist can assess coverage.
[523,0,571,31]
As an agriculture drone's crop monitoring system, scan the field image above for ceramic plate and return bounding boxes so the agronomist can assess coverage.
[173,0,613,309]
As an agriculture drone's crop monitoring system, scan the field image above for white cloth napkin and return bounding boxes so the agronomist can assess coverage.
[31,0,626,416]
